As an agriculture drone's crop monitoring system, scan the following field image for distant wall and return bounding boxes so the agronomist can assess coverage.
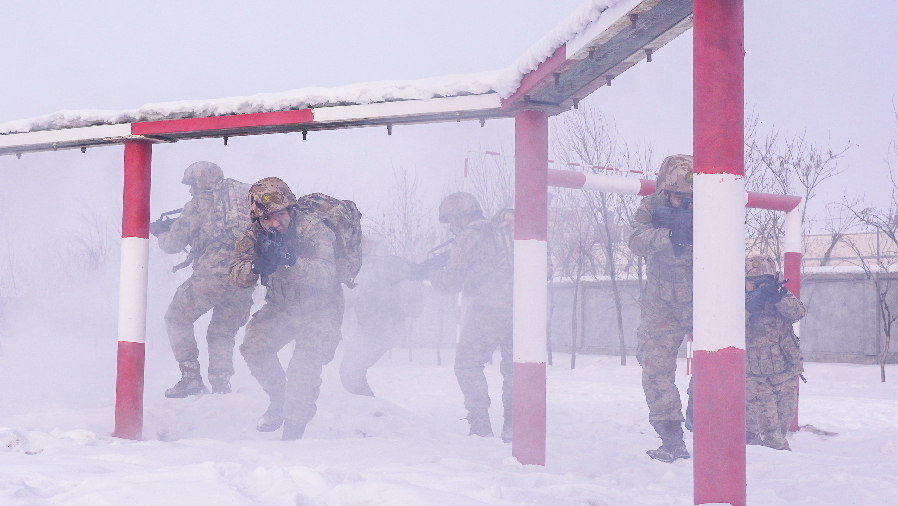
[407,273,898,365]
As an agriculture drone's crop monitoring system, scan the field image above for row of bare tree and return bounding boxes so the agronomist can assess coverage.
[362,103,898,380]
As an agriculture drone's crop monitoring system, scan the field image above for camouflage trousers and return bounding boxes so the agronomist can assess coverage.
[455,305,513,421]
[239,301,343,432]
[339,314,404,396]
[746,374,798,450]
[635,293,692,422]
[165,273,254,374]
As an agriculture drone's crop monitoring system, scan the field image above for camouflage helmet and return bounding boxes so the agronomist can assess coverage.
[438,192,483,223]
[248,177,297,220]
[745,255,777,277]
[181,161,224,190]
[655,154,694,194]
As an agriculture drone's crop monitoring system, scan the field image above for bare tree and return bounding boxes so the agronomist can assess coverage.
[744,111,853,266]
[553,105,645,366]
[462,146,515,218]
[366,166,439,261]
[840,109,898,381]
[841,224,898,382]
[549,190,599,369]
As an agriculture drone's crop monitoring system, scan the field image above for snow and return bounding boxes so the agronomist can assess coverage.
[0,0,620,136]
[2,272,897,505]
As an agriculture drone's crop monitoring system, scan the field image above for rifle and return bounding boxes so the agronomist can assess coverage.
[745,274,789,313]
[149,208,183,237]
[651,205,692,257]
[252,228,296,285]
[405,239,455,281]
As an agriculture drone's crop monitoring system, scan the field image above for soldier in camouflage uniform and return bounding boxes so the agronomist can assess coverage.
[744,255,806,451]
[340,253,423,396]
[426,192,514,442]
[152,161,254,398]
[628,154,694,463]
[230,177,344,440]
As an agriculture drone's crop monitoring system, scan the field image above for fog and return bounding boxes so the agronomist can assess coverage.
[1,2,897,503]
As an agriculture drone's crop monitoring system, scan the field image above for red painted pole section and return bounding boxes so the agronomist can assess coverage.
[115,341,145,439]
[114,140,151,441]
[512,109,548,466]
[783,251,801,300]
[514,110,548,241]
[121,141,152,238]
[694,0,746,505]
[694,0,744,174]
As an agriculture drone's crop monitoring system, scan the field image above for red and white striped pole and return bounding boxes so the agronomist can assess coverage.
[114,140,152,440]
[784,206,802,432]
[512,109,549,466]
[693,0,746,504]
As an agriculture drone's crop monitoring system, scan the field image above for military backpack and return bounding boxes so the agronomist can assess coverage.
[212,178,253,244]
[297,193,364,288]
[490,208,515,272]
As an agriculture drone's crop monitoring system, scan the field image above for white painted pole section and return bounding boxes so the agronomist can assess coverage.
[693,173,746,352]
[784,207,801,255]
[512,239,548,363]
[117,237,149,344]
[581,173,643,195]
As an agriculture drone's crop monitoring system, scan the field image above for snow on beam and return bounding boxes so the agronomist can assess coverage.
[0,94,504,155]
[501,0,693,111]
[0,123,137,156]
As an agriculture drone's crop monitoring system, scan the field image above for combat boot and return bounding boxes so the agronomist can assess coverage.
[647,420,690,463]
[746,431,763,446]
[165,360,209,398]
[208,368,232,394]
[466,410,493,437]
[257,395,285,432]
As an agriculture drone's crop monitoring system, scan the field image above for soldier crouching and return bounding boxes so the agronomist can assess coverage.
[229,177,344,440]
[744,255,806,450]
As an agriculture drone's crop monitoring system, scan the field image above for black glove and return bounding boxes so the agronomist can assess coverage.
[251,256,278,278]
[746,275,787,313]
[652,205,693,257]
[253,229,295,281]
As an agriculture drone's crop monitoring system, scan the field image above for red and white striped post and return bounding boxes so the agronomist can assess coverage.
[784,206,802,431]
[114,140,152,440]
[693,0,746,504]
[512,109,549,466]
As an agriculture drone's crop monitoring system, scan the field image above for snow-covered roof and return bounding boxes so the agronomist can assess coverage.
[0,0,693,155]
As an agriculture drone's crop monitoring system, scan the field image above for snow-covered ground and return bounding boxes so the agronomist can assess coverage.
[1,269,897,505]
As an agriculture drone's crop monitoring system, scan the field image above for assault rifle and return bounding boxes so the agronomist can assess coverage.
[149,208,183,237]
[252,228,296,284]
[405,239,455,281]
[651,205,693,257]
[745,274,789,313]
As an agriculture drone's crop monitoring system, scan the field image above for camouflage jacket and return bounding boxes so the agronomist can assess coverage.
[431,218,513,309]
[157,190,232,278]
[229,212,341,313]
[628,193,692,304]
[746,291,806,381]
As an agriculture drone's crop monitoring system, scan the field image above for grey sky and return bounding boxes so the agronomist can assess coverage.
[1,0,896,233]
